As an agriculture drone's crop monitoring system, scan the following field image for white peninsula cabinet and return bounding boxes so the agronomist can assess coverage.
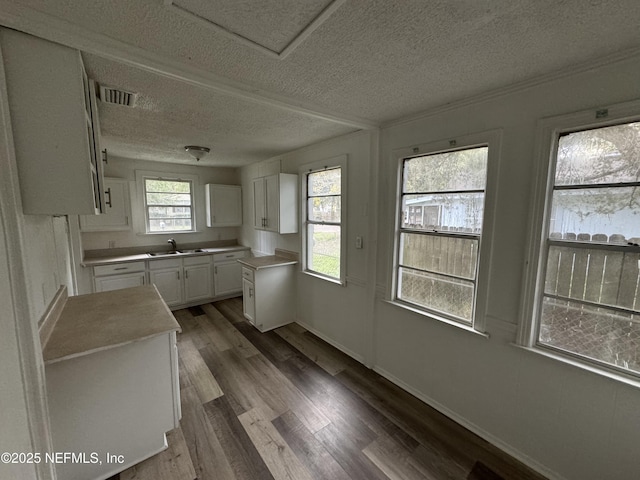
[0,28,105,215]
[43,286,180,480]
[253,173,298,233]
[149,256,213,307]
[239,253,297,332]
[206,184,242,227]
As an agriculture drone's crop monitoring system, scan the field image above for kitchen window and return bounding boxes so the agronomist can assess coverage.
[520,101,640,380]
[143,177,194,233]
[302,156,347,283]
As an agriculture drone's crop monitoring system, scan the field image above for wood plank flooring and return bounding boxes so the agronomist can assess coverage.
[109,297,546,480]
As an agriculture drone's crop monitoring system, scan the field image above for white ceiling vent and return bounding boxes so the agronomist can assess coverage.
[99,84,138,107]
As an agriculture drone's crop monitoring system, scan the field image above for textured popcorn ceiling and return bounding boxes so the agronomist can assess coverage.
[3,0,640,166]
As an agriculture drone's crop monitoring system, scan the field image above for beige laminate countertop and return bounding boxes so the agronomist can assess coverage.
[82,245,250,267]
[237,255,298,270]
[42,285,180,365]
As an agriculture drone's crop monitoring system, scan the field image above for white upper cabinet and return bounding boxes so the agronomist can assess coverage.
[0,28,105,215]
[206,184,242,227]
[80,178,131,231]
[252,173,298,234]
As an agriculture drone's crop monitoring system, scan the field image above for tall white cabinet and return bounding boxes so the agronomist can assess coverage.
[253,174,298,233]
[0,28,105,215]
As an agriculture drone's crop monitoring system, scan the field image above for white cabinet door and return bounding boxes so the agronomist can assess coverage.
[265,174,280,232]
[94,272,145,292]
[253,178,266,229]
[0,29,105,215]
[242,278,255,324]
[184,263,212,303]
[150,269,182,306]
[80,178,131,231]
[206,184,242,227]
[214,262,243,296]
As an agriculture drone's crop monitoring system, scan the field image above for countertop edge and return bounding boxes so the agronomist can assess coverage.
[237,256,299,270]
[82,245,251,267]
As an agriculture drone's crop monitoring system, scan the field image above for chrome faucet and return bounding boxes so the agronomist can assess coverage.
[167,238,177,251]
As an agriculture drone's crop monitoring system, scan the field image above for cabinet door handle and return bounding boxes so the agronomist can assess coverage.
[177,271,180,280]
[214,266,217,274]
[114,267,127,271]
[105,187,112,208]
[249,287,253,298]
[226,254,234,258]
[185,270,189,279]
[102,148,108,164]
[142,277,145,285]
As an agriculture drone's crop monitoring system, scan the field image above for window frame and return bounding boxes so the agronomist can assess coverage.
[135,170,198,235]
[300,155,347,285]
[519,99,640,382]
[389,130,502,333]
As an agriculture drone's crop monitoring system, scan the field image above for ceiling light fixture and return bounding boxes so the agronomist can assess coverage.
[184,145,210,161]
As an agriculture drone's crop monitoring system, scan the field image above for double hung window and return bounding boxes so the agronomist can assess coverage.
[143,177,194,233]
[528,115,640,376]
[395,145,488,325]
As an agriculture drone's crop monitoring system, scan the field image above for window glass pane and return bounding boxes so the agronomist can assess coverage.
[307,224,341,278]
[399,233,478,280]
[555,122,640,186]
[146,192,192,206]
[308,196,341,223]
[550,187,640,241]
[545,246,640,311]
[403,147,487,193]
[145,179,191,193]
[309,168,341,196]
[539,297,640,373]
[148,218,192,231]
[402,193,484,232]
[307,224,340,278]
[398,267,474,322]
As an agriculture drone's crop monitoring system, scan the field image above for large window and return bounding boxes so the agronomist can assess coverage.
[396,146,488,325]
[143,177,194,232]
[305,167,342,280]
[531,118,640,376]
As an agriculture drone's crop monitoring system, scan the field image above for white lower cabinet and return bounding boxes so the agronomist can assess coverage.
[241,264,295,332]
[149,256,212,307]
[94,261,146,293]
[213,250,248,297]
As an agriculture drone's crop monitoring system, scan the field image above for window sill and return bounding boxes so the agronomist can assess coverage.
[513,344,640,390]
[383,300,489,338]
[302,270,345,286]
[137,230,201,236]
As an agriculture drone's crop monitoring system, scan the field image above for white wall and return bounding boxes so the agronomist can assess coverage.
[239,55,640,480]
[81,155,242,251]
[375,55,640,480]
[240,130,376,361]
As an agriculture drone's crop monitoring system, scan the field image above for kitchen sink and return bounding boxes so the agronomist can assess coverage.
[177,249,205,254]
[147,251,180,257]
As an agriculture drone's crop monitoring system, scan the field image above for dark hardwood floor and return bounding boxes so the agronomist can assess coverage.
[110,297,546,480]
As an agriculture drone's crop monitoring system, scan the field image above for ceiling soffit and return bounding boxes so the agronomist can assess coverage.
[165,0,346,59]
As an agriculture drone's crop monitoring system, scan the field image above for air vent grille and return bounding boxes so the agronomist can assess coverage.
[99,85,137,107]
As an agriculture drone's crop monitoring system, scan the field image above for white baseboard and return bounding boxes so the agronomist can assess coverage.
[372,366,566,480]
[295,320,365,364]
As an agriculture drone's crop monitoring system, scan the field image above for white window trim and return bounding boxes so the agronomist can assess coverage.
[518,99,640,381]
[388,130,503,334]
[299,155,348,285]
[134,169,199,235]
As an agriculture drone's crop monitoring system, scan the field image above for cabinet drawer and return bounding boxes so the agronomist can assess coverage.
[213,250,248,263]
[94,261,145,276]
[149,258,181,270]
[241,267,255,282]
[183,255,211,267]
